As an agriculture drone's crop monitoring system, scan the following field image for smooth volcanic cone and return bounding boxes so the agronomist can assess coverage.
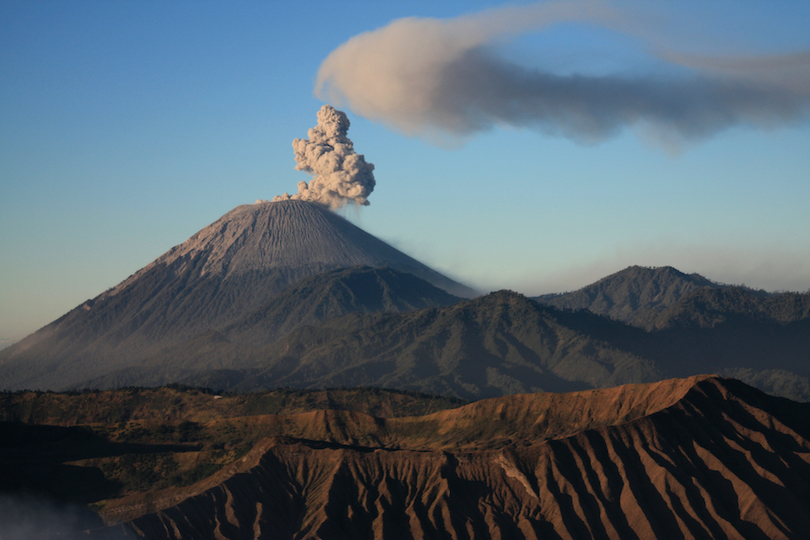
[0,200,475,391]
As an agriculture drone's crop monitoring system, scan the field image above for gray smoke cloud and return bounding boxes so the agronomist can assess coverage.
[314,1,810,145]
[273,104,376,209]
[0,494,133,539]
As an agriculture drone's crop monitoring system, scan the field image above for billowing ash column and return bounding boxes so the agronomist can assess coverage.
[274,104,375,209]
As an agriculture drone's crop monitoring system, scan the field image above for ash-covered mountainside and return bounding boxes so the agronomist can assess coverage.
[0,200,474,391]
[109,199,474,294]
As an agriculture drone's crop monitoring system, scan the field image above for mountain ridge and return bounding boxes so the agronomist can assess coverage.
[82,286,809,401]
[7,375,803,539]
[222,265,463,346]
[118,375,810,539]
[90,290,658,398]
[640,285,810,330]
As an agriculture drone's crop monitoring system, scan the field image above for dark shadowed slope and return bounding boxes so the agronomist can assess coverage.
[0,201,475,391]
[531,268,810,399]
[87,376,810,540]
[622,286,810,398]
[533,266,807,332]
[108,290,660,399]
[76,282,810,401]
[77,266,466,390]
[638,286,810,330]
[83,285,810,401]
[222,266,463,346]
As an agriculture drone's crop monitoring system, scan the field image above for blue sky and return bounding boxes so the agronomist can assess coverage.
[2,1,809,342]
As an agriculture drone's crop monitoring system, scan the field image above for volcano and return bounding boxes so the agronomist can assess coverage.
[0,200,475,390]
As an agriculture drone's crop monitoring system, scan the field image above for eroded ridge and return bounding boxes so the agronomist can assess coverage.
[92,376,810,539]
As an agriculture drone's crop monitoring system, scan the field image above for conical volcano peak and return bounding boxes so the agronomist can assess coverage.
[115,200,472,290]
[155,200,380,278]
[0,199,476,391]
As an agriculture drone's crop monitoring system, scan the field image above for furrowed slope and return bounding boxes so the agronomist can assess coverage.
[97,376,810,539]
[223,266,464,346]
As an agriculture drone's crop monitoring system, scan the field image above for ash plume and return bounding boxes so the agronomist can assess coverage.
[274,105,375,209]
[314,1,810,146]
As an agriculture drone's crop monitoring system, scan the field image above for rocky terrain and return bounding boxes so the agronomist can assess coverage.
[2,376,809,539]
[97,376,810,539]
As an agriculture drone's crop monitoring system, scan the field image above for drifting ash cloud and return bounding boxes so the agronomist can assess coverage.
[274,104,376,209]
[315,1,810,146]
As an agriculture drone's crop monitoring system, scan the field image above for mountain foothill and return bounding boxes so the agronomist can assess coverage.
[1,199,809,539]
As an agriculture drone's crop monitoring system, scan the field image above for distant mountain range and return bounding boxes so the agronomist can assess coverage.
[77,266,810,401]
[1,201,808,401]
[105,286,806,400]
[637,284,810,330]
[81,288,662,395]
